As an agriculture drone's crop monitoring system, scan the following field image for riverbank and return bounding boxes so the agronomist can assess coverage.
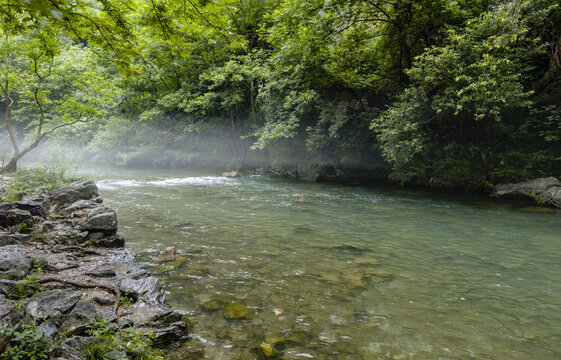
[0,179,188,359]
[239,166,561,209]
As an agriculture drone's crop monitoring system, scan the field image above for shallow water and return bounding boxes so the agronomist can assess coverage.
[88,167,561,359]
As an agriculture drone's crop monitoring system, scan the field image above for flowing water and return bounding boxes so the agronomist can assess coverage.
[86,167,561,359]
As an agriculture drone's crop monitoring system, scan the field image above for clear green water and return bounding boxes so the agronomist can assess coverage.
[88,167,561,359]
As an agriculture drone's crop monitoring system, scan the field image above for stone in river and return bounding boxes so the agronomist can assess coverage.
[157,247,176,262]
[364,268,393,280]
[223,303,253,319]
[328,314,347,326]
[354,257,380,266]
[202,300,223,311]
[342,269,366,287]
[319,272,340,284]
[332,244,371,253]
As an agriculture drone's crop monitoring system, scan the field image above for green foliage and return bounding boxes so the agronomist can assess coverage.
[0,164,82,202]
[0,320,59,360]
[84,320,163,360]
[13,268,44,299]
[2,0,560,188]
[119,291,135,308]
[372,0,561,186]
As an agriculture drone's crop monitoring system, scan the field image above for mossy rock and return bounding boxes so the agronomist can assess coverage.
[223,303,253,319]
[201,300,223,311]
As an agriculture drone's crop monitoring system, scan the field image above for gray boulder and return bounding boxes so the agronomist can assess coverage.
[51,181,99,206]
[119,276,164,305]
[62,199,100,217]
[80,210,118,234]
[492,177,561,208]
[0,245,31,280]
[492,177,560,197]
[26,289,82,324]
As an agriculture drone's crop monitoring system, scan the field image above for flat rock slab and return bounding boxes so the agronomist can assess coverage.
[152,321,188,347]
[493,177,560,197]
[85,268,116,277]
[0,232,31,246]
[119,277,164,305]
[0,245,32,280]
[492,177,561,208]
[119,304,182,327]
[0,199,49,217]
[26,289,82,323]
[63,199,102,216]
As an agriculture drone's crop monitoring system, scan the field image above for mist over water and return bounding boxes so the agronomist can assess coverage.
[85,166,561,359]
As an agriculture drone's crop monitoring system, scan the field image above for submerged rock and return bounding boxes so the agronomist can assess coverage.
[223,303,253,319]
[156,247,176,262]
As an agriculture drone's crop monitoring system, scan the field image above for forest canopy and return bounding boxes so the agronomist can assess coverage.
[1,0,560,189]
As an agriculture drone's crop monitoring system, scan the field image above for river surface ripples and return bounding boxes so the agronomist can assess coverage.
[86,167,561,359]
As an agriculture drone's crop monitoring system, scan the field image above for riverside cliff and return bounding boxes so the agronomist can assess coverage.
[0,180,188,359]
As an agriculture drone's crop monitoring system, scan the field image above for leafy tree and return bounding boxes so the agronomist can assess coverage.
[372,0,559,187]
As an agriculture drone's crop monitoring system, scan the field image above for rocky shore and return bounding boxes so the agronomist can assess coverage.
[0,180,188,359]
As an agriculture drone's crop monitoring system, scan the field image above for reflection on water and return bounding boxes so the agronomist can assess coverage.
[91,168,561,359]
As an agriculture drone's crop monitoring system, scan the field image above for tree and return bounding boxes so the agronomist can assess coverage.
[0,0,124,172]
[372,0,557,187]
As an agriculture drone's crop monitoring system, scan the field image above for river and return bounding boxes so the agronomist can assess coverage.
[84,167,561,359]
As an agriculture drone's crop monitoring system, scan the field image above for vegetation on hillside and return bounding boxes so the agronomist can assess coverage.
[1,0,560,189]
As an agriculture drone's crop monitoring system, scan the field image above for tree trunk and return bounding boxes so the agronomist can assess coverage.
[1,155,19,173]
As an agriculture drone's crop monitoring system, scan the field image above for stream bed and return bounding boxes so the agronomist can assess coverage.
[86,167,561,359]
